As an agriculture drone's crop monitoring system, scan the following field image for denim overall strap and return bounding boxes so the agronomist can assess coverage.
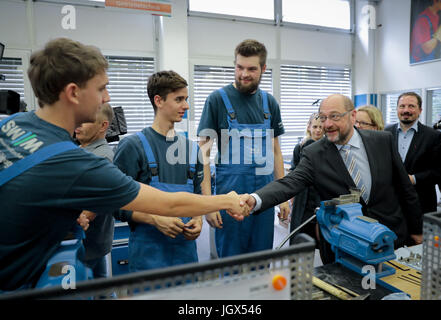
[0,141,78,187]
[218,88,238,125]
[260,90,271,126]
[188,139,198,182]
[136,131,159,182]
[0,112,21,127]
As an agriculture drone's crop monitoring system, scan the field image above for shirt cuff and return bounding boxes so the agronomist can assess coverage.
[250,193,262,213]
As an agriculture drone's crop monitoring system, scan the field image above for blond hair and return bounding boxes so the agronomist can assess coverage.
[357,105,385,130]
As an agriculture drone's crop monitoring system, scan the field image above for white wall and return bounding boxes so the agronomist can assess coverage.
[188,15,352,66]
[1,0,354,112]
[375,0,441,93]
[0,0,155,53]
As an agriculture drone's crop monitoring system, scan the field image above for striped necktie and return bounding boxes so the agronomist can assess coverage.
[341,145,369,203]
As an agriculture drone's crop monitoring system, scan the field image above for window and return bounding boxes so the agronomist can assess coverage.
[427,89,441,126]
[105,56,155,138]
[0,58,25,121]
[279,64,351,160]
[192,65,272,161]
[188,0,274,21]
[282,0,351,30]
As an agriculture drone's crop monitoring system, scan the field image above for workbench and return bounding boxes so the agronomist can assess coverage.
[312,245,423,300]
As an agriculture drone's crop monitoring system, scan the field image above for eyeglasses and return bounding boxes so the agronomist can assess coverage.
[317,110,351,122]
[355,120,375,127]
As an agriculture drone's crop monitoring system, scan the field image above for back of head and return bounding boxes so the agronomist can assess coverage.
[234,39,267,68]
[147,70,187,113]
[98,102,114,124]
[358,105,385,130]
[28,38,108,108]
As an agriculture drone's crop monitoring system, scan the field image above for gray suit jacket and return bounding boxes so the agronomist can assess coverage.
[255,128,422,247]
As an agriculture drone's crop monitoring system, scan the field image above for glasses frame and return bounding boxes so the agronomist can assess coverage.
[355,120,375,128]
[318,110,352,122]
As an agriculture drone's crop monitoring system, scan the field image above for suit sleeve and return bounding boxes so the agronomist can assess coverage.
[389,133,423,234]
[255,148,314,212]
[413,130,441,186]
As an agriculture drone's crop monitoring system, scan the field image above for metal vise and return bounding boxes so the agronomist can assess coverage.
[316,193,397,279]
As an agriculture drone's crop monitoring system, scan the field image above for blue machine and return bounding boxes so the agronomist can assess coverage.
[316,193,397,280]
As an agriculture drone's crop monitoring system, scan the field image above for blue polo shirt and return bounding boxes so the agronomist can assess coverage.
[0,111,140,290]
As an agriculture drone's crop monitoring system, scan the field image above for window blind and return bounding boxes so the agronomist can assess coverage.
[105,56,155,138]
[0,58,25,121]
[279,64,351,160]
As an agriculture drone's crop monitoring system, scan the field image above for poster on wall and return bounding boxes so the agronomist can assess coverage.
[410,0,441,64]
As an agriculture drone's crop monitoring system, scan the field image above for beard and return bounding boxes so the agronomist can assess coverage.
[399,112,417,125]
[325,127,351,145]
[400,119,415,125]
[235,74,262,94]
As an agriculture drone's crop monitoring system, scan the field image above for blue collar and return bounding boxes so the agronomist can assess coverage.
[335,128,362,151]
[397,121,419,133]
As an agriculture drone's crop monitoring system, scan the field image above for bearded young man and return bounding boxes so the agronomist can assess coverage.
[197,39,289,258]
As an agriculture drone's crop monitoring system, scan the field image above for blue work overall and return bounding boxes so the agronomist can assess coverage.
[214,88,275,258]
[128,132,198,272]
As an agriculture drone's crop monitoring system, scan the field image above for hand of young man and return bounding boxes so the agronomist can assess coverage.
[153,216,185,238]
[225,191,250,220]
[206,211,223,229]
[278,201,291,221]
[183,217,203,240]
[76,212,90,231]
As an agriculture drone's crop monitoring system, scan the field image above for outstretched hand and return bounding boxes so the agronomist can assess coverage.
[225,191,251,220]
[240,193,256,212]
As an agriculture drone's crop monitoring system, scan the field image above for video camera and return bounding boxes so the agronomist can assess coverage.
[434,119,441,130]
[105,106,128,143]
[0,90,27,115]
[0,42,4,81]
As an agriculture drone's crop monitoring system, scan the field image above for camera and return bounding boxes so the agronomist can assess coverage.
[105,106,128,143]
[433,119,441,130]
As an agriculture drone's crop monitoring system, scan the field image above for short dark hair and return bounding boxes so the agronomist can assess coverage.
[28,38,108,108]
[397,92,422,109]
[147,70,188,114]
[234,39,267,68]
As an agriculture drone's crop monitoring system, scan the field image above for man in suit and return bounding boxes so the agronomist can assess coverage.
[239,94,423,264]
[385,92,441,216]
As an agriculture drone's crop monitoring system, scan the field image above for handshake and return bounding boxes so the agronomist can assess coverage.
[224,192,257,221]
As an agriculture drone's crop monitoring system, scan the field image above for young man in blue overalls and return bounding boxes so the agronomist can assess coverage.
[0,39,248,292]
[197,39,290,258]
[114,71,204,271]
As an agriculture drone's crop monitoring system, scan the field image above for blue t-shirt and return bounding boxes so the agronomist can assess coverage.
[113,127,204,226]
[197,84,285,156]
[0,112,140,290]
